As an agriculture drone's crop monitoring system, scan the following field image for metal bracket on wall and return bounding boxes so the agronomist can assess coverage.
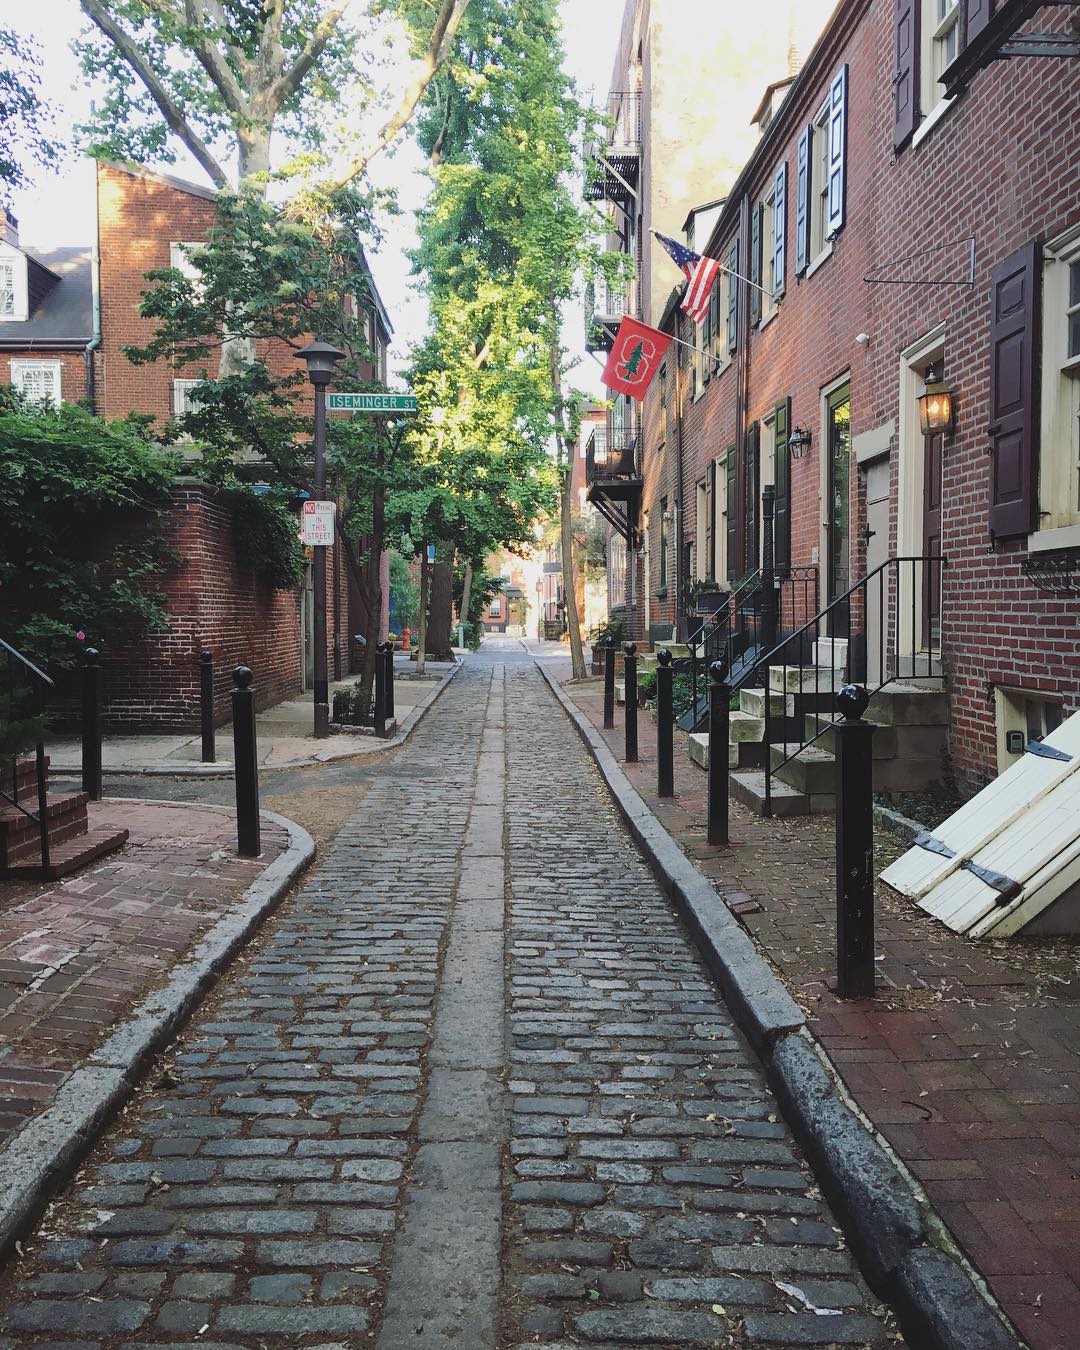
[863,236,976,288]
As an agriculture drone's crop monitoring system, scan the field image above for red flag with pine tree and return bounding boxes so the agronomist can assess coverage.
[600,316,673,402]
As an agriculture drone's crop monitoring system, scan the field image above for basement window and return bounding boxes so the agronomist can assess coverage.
[995,686,1064,774]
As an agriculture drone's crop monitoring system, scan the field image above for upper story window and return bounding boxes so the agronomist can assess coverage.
[754,163,787,327]
[810,98,831,260]
[11,358,62,407]
[712,269,732,376]
[170,242,206,294]
[658,361,668,443]
[920,0,960,120]
[172,378,205,418]
[796,67,848,278]
[0,247,28,321]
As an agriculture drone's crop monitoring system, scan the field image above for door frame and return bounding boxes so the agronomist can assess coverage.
[818,373,852,610]
[896,325,946,658]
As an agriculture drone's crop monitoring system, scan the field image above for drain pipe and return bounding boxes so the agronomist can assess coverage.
[82,239,101,410]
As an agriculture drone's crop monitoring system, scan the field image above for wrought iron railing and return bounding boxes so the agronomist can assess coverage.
[683,566,819,731]
[754,555,947,816]
[605,91,642,148]
[1,637,53,873]
[586,425,638,483]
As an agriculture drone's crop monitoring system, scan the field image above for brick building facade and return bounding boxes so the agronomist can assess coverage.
[1,162,393,728]
[590,0,1080,789]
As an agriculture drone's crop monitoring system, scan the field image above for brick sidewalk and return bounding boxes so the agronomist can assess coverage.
[0,800,289,1146]
[567,678,1080,1350]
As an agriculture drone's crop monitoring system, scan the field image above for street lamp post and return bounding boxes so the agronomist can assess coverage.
[296,339,346,737]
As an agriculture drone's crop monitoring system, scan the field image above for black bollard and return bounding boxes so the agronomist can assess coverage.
[384,642,395,722]
[199,649,215,764]
[373,643,387,737]
[835,684,876,997]
[602,636,616,730]
[81,647,103,802]
[656,648,675,797]
[231,665,261,858]
[623,642,638,763]
[707,660,730,846]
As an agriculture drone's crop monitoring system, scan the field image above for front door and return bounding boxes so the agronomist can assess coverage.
[922,428,943,650]
[861,457,890,686]
[826,386,852,635]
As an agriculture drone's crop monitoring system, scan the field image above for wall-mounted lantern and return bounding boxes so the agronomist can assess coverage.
[789,425,812,459]
[918,362,955,436]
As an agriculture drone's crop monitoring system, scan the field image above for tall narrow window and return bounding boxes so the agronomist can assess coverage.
[659,497,669,590]
[0,259,15,317]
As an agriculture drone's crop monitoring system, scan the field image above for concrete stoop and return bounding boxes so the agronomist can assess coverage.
[689,673,949,817]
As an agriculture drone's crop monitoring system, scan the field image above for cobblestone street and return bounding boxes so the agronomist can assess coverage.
[0,642,896,1347]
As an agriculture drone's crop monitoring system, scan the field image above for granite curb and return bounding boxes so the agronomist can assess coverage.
[536,660,1021,1350]
[48,661,461,779]
[0,805,315,1261]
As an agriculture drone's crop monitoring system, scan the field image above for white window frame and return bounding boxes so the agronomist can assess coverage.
[714,453,730,585]
[609,532,627,609]
[713,270,732,377]
[10,358,62,407]
[994,686,1065,775]
[808,98,832,271]
[760,186,778,325]
[172,378,205,418]
[488,596,502,618]
[919,0,959,129]
[0,244,28,321]
[1034,224,1080,541]
[170,241,206,294]
[695,480,709,581]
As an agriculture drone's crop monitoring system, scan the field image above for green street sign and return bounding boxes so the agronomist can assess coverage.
[328,392,417,413]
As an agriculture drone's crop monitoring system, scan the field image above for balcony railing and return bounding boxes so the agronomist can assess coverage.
[585,275,638,352]
[586,425,639,484]
[585,91,641,206]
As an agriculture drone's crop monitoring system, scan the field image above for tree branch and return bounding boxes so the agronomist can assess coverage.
[185,0,251,116]
[272,1,355,108]
[323,0,470,191]
[80,0,230,188]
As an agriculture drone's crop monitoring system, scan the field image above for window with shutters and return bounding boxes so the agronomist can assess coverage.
[757,189,777,325]
[658,362,669,444]
[1037,226,1080,536]
[11,358,62,407]
[711,271,732,376]
[808,97,832,269]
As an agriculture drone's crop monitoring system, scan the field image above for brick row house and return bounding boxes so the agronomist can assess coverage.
[0,161,393,727]
[588,0,1080,799]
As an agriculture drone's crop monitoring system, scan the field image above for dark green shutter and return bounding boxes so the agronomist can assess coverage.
[707,459,716,577]
[795,125,811,275]
[727,240,739,351]
[745,422,760,573]
[750,205,763,326]
[773,397,791,577]
[725,448,737,580]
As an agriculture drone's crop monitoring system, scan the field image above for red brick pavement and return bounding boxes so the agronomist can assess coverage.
[568,679,1080,1350]
[0,799,288,1146]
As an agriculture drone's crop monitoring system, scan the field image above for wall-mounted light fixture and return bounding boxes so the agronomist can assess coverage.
[917,362,955,436]
[788,425,812,458]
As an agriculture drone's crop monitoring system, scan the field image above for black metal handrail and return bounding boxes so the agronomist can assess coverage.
[1,636,54,873]
[754,555,947,816]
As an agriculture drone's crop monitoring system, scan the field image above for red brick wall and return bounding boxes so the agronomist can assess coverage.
[634,0,1080,786]
[97,482,352,730]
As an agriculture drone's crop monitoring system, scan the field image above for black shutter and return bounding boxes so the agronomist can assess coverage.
[725,449,738,580]
[750,204,763,326]
[702,288,712,384]
[773,162,787,297]
[965,0,994,43]
[707,459,716,577]
[727,239,739,351]
[795,125,811,276]
[988,241,1041,539]
[709,277,721,371]
[827,65,848,236]
[773,397,791,577]
[894,0,919,150]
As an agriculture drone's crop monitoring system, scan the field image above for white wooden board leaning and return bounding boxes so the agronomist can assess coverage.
[881,710,1080,938]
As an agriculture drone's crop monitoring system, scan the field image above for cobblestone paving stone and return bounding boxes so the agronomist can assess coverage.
[0,641,899,1347]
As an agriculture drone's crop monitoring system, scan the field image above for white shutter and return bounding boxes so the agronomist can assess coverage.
[826,65,848,238]
[772,161,787,296]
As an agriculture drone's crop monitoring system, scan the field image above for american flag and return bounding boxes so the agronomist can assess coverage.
[654,231,721,326]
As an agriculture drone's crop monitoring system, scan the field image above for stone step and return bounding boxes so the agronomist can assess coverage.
[812,637,848,669]
[2,825,129,881]
[688,733,738,771]
[768,665,846,694]
[769,742,837,797]
[866,682,949,726]
[729,770,817,817]
[804,713,899,760]
[738,688,793,718]
[0,791,91,867]
[729,710,765,743]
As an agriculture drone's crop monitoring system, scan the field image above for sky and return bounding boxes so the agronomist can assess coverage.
[6,0,625,392]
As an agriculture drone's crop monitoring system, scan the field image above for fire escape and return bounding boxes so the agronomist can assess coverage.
[584,90,643,549]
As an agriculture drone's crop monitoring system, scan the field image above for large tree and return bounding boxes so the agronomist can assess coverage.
[77,0,470,192]
[0,28,62,194]
[404,0,607,667]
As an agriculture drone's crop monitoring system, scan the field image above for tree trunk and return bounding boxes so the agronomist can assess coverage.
[460,560,474,638]
[416,549,429,677]
[357,471,386,718]
[560,463,586,680]
[426,550,456,660]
